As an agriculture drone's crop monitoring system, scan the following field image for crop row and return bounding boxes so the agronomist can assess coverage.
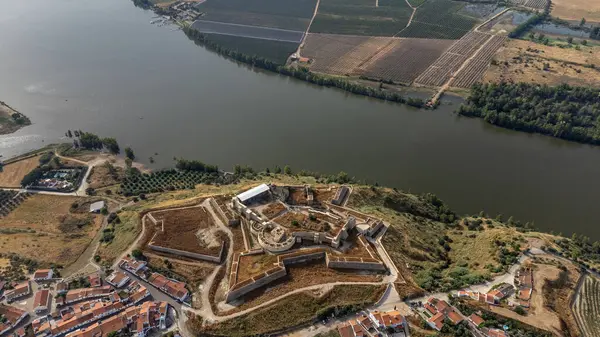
[524,0,548,9]
[397,0,478,39]
[302,34,377,74]
[0,191,29,217]
[414,32,491,87]
[573,275,600,337]
[121,170,225,196]
[362,38,454,84]
[452,35,506,88]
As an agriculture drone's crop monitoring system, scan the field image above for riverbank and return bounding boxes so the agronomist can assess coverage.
[0,101,30,135]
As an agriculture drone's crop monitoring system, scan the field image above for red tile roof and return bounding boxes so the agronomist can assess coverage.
[519,288,532,301]
[469,313,484,326]
[428,312,445,331]
[33,289,51,309]
[488,328,508,337]
[33,269,52,279]
[447,311,463,324]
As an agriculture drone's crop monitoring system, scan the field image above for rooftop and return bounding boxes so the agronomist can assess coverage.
[236,184,270,203]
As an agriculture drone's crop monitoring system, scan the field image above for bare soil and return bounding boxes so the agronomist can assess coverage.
[261,202,287,219]
[0,155,42,187]
[551,0,600,23]
[87,163,124,189]
[483,39,600,86]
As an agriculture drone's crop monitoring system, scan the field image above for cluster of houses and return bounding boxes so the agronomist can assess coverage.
[456,283,515,306]
[515,267,534,308]
[337,310,408,337]
[119,257,189,302]
[423,298,464,331]
[0,266,171,337]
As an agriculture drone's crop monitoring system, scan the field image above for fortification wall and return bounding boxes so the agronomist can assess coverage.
[148,244,223,263]
[226,267,287,302]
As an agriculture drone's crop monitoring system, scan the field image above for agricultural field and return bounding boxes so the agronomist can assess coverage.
[509,0,550,11]
[551,0,600,23]
[0,154,42,187]
[362,38,455,84]
[121,169,225,196]
[309,0,413,36]
[0,195,102,266]
[573,274,600,337]
[451,35,506,88]
[398,0,479,39]
[415,31,491,87]
[301,34,395,75]
[149,205,224,256]
[200,33,299,65]
[190,21,304,43]
[195,0,317,31]
[0,191,30,217]
[482,38,600,87]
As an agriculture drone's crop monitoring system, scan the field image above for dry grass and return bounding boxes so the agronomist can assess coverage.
[236,254,279,282]
[0,195,101,266]
[199,284,386,337]
[0,155,42,187]
[146,254,215,287]
[483,39,600,86]
[150,206,223,255]
[261,202,287,219]
[87,164,124,189]
[551,0,600,23]
[97,211,141,264]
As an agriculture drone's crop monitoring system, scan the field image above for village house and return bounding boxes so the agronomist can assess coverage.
[5,281,31,302]
[88,273,102,288]
[64,286,113,305]
[148,273,188,302]
[487,328,508,337]
[14,327,26,337]
[0,305,28,336]
[56,282,68,294]
[468,313,485,327]
[427,312,445,331]
[106,271,130,288]
[368,310,406,330]
[33,269,54,282]
[33,289,52,313]
[119,258,147,274]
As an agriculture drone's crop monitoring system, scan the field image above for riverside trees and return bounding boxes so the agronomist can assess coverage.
[457,82,600,145]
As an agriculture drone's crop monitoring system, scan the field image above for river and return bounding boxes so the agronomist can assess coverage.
[1,0,599,239]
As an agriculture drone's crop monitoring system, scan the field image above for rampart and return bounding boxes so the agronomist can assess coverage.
[148,244,224,263]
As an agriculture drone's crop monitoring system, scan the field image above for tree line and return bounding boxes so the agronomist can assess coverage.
[456,82,600,145]
[509,4,551,39]
[181,26,425,109]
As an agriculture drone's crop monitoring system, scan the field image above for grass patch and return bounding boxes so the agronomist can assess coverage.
[97,211,141,264]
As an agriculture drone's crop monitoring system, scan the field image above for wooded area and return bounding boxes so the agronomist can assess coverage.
[457,82,600,145]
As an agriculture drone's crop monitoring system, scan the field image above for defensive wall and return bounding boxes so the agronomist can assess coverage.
[147,244,224,263]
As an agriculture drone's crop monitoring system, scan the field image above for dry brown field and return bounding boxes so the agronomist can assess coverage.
[362,38,454,84]
[273,211,307,228]
[87,163,124,189]
[150,206,224,255]
[0,155,42,187]
[261,202,287,219]
[551,0,600,23]
[483,39,600,86]
[0,195,102,266]
[221,261,380,315]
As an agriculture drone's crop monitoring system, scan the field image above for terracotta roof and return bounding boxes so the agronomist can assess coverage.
[148,273,168,289]
[385,310,404,326]
[33,289,51,309]
[469,313,484,326]
[15,327,26,337]
[424,302,437,315]
[337,323,354,337]
[488,289,503,299]
[350,319,364,337]
[428,312,445,331]
[447,311,463,324]
[56,282,68,291]
[6,282,29,298]
[435,300,451,314]
[88,273,102,287]
[33,269,52,279]
[357,314,372,329]
[519,288,532,301]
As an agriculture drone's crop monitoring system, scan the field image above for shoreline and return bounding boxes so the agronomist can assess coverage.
[0,101,31,136]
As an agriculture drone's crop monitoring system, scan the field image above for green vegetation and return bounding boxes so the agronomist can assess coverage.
[398,0,478,39]
[509,6,550,39]
[310,0,412,36]
[198,34,298,65]
[125,147,135,160]
[183,26,425,108]
[552,233,600,271]
[457,82,600,145]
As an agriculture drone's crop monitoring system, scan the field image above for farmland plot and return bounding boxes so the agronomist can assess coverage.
[397,0,479,39]
[573,275,600,337]
[451,35,506,88]
[414,31,490,87]
[508,0,548,10]
[191,20,304,43]
[301,34,395,75]
[310,0,413,36]
[201,34,299,64]
[361,38,455,84]
[195,0,317,31]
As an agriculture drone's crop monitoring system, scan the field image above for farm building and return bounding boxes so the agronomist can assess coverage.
[89,201,105,213]
[236,184,270,205]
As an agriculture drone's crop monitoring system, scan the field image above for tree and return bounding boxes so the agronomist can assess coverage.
[125,147,135,160]
[274,166,282,174]
[567,37,573,44]
[514,306,526,315]
[102,138,120,154]
[582,39,588,46]
[581,17,586,26]
[21,167,45,187]
[529,32,536,40]
[79,132,103,150]
[67,130,73,138]
[283,165,292,175]
[131,249,144,259]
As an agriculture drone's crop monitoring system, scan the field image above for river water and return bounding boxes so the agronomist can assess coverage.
[1,0,599,239]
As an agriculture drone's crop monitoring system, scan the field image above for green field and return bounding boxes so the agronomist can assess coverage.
[202,34,298,64]
[398,0,478,39]
[196,0,317,31]
[309,0,413,36]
